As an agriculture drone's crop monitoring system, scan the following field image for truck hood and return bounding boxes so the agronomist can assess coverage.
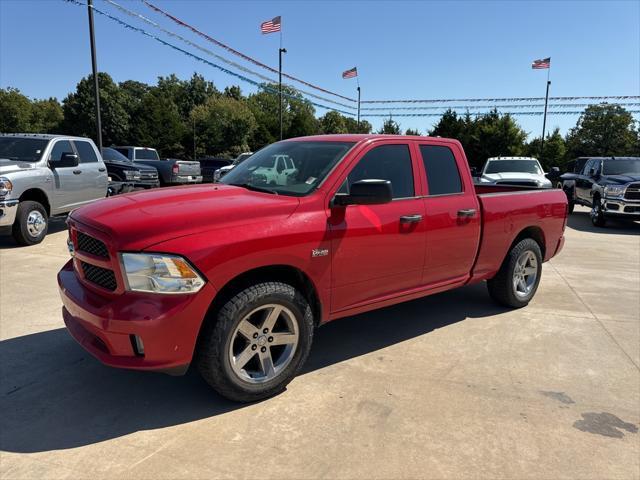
[0,159,37,175]
[482,172,547,182]
[601,174,640,184]
[71,184,300,250]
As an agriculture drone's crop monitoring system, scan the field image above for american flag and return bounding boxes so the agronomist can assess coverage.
[342,67,358,79]
[260,16,281,34]
[532,57,551,69]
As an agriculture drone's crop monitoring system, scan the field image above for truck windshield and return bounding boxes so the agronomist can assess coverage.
[102,147,131,162]
[135,149,160,160]
[603,159,640,175]
[0,137,49,162]
[221,141,355,196]
[485,160,543,175]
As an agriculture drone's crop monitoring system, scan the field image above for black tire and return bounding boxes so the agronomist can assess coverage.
[197,282,314,402]
[487,238,543,308]
[590,197,606,227]
[567,201,575,214]
[11,201,48,246]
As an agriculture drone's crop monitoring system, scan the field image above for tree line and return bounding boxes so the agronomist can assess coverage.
[1,72,638,169]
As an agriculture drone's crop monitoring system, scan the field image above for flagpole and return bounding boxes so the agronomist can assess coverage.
[540,65,551,160]
[356,73,361,132]
[278,24,286,140]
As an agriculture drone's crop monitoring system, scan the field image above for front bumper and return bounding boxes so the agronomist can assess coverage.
[58,260,216,374]
[171,175,202,184]
[603,197,640,219]
[0,199,19,227]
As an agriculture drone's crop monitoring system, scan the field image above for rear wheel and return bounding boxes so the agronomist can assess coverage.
[487,238,542,308]
[12,201,48,246]
[197,282,314,402]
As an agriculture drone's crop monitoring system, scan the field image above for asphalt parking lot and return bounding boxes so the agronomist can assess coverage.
[1,206,638,480]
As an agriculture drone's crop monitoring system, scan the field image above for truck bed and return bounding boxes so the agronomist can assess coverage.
[471,185,568,282]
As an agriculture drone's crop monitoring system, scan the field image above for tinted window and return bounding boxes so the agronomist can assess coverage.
[135,149,160,160]
[74,141,99,163]
[484,159,542,175]
[102,147,130,162]
[348,144,414,199]
[114,148,131,159]
[583,159,595,175]
[420,145,463,195]
[603,159,640,175]
[0,137,48,162]
[49,140,74,162]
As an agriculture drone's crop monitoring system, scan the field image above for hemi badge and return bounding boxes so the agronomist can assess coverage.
[311,248,329,258]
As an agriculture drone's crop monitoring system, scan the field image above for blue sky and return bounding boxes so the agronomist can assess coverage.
[1,0,638,138]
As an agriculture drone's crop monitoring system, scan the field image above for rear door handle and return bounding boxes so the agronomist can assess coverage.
[400,214,423,224]
[73,170,82,175]
[457,209,476,217]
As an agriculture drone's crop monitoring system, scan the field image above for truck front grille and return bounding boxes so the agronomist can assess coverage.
[81,261,117,291]
[140,172,158,180]
[77,232,109,259]
[624,183,640,200]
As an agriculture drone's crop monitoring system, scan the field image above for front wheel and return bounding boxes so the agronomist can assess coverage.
[590,198,606,227]
[487,238,543,308]
[12,200,48,246]
[197,282,314,402]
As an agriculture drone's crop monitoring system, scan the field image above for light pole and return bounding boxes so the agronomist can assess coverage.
[87,0,102,150]
[279,47,287,140]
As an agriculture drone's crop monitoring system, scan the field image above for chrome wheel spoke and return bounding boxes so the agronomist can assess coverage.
[234,346,255,369]
[524,266,537,276]
[258,349,275,378]
[237,319,258,340]
[270,333,297,346]
[262,305,283,331]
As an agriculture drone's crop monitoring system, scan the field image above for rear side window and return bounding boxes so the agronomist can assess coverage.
[420,145,463,196]
[114,148,131,159]
[74,141,99,163]
[135,149,160,160]
[49,140,74,162]
[348,144,414,199]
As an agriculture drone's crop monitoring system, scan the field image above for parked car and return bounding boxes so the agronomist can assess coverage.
[59,134,567,402]
[213,152,253,182]
[112,146,202,186]
[476,157,552,188]
[0,133,108,245]
[197,157,232,183]
[560,156,640,226]
[101,147,160,190]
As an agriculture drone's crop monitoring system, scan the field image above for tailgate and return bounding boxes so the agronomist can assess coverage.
[472,189,567,280]
[177,161,201,176]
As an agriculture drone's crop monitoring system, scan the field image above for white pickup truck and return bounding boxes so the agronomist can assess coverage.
[0,134,108,245]
[476,156,552,188]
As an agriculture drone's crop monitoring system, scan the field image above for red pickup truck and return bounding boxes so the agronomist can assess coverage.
[58,135,567,402]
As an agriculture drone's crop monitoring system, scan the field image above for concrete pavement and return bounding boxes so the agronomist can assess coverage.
[1,207,638,479]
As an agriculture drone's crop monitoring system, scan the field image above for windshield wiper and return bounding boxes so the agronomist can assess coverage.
[228,183,278,195]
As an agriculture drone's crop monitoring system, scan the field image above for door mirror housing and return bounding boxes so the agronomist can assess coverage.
[589,168,599,178]
[50,153,79,169]
[333,179,393,207]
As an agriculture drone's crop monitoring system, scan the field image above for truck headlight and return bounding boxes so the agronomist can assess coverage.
[121,253,205,294]
[124,170,141,181]
[604,185,625,197]
[0,177,13,197]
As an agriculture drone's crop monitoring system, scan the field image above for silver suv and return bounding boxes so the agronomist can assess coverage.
[0,134,108,245]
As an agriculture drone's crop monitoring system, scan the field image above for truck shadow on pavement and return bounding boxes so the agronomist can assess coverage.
[0,217,68,249]
[566,211,639,235]
[0,283,506,453]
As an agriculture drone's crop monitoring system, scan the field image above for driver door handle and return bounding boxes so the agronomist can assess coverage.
[400,214,423,224]
[73,170,82,175]
[457,208,476,217]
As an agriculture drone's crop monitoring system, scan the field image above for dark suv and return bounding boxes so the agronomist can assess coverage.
[560,156,640,226]
[101,148,160,190]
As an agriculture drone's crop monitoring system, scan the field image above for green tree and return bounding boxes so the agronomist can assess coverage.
[377,117,401,134]
[319,111,348,134]
[405,128,420,135]
[429,109,467,140]
[192,95,256,157]
[62,73,130,146]
[132,90,186,157]
[247,84,300,148]
[287,99,319,138]
[526,127,566,170]
[30,98,63,133]
[344,117,372,134]
[0,88,33,132]
[565,104,639,158]
[224,86,242,101]
[156,73,218,120]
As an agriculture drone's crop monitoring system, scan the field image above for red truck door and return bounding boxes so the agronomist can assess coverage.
[328,142,426,312]
[416,142,481,286]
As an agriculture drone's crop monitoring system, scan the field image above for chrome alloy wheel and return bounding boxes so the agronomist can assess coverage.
[26,210,46,237]
[228,304,299,384]
[513,250,538,298]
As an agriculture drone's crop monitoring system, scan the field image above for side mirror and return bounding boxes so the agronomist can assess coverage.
[470,167,480,177]
[589,168,598,177]
[551,166,560,174]
[50,153,79,168]
[333,179,393,206]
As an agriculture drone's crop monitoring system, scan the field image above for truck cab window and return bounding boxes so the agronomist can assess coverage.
[73,141,99,163]
[420,145,462,195]
[348,144,414,199]
[49,140,74,162]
